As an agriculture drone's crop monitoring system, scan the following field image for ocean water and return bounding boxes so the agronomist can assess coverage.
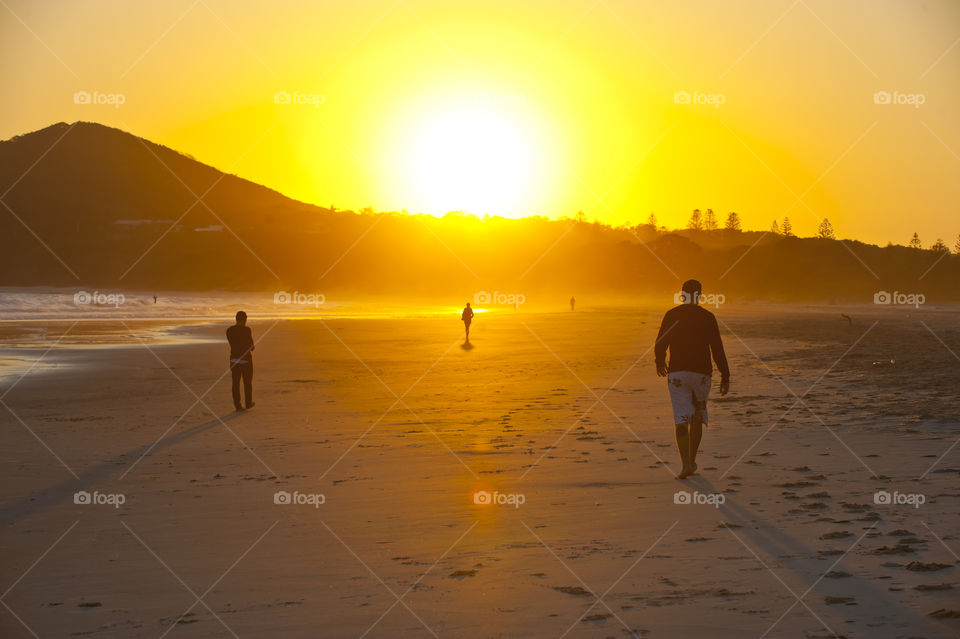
[0,288,474,367]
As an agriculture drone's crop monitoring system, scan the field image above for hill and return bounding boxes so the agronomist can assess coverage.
[0,122,956,302]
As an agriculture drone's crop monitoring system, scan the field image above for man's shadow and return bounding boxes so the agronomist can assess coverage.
[0,411,245,526]
[461,337,474,350]
[681,474,943,635]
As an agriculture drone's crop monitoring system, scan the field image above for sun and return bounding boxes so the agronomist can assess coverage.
[396,101,545,217]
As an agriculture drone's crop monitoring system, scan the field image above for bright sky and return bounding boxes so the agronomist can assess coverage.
[1,0,958,245]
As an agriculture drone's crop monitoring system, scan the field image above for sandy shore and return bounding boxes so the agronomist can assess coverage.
[1,306,958,638]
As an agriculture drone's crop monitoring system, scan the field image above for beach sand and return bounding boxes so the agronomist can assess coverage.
[1,306,958,638]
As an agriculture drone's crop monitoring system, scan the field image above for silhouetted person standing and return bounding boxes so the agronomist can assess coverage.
[570,296,576,311]
[461,303,474,340]
[654,280,729,479]
[227,311,255,411]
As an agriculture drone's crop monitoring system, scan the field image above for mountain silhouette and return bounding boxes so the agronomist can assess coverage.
[0,121,956,301]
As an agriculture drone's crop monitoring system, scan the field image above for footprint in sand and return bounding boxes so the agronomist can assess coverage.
[448,569,478,579]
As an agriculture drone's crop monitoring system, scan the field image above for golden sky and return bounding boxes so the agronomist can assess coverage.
[2,0,958,245]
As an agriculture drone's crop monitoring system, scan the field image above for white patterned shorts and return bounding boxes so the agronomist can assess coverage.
[667,371,712,426]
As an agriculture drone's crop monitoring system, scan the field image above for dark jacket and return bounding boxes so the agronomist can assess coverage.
[654,304,729,379]
[226,325,254,363]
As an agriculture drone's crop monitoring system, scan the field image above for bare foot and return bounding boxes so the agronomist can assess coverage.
[677,464,693,479]
[689,462,698,475]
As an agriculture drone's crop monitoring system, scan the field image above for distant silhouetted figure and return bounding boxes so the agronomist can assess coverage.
[227,311,255,411]
[153,295,158,304]
[655,280,729,479]
[570,296,576,311]
[461,303,474,340]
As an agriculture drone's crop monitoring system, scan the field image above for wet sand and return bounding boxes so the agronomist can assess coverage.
[1,306,958,638]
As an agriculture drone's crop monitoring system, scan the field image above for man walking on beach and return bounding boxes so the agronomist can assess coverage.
[227,311,255,411]
[655,280,729,479]
[461,302,474,340]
